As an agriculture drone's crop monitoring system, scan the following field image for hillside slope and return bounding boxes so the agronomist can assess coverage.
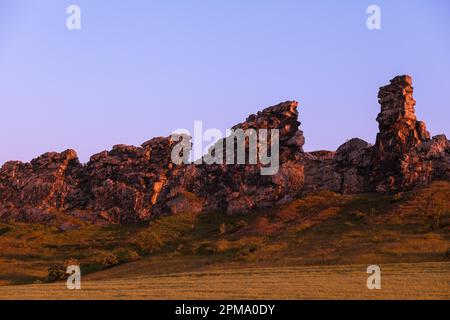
[0,181,449,286]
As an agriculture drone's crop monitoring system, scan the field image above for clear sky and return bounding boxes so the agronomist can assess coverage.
[0,0,449,164]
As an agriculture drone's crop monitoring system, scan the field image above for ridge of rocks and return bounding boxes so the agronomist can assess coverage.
[1,75,449,223]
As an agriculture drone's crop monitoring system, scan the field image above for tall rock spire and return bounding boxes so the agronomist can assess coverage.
[375,75,430,154]
[372,75,431,191]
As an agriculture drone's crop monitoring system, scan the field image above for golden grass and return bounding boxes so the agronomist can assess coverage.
[0,262,448,300]
[0,181,449,290]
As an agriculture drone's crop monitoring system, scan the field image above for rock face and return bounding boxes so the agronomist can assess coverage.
[0,75,449,223]
[371,75,432,192]
[68,136,190,223]
[0,150,82,222]
[163,101,306,215]
[301,75,450,195]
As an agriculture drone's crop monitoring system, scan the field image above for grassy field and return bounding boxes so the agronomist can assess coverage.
[0,262,448,299]
[0,182,449,299]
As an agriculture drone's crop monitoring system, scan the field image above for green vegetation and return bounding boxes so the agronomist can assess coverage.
[102,253,119,268]
[0,181,449,286]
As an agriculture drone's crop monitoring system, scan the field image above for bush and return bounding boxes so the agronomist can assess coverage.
[227,220,249,233]
[47,263,67,282]
[64,258,79,267]
[391,193,403,203]
[127,250,141,262]
[419,224,434,233]
[102,253,119,268]
[233,243,259,261]
[0,226,11,236]
[47,258,80,283]
[136,231,164,254]
[196,243,216,255]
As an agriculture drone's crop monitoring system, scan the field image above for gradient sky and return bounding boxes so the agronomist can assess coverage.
[0,0,449,164]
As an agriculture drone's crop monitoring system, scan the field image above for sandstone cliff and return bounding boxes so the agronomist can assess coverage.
[0,75,449,223]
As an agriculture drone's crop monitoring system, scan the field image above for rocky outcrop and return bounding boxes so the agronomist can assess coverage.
[0,75,449,224]
[158,101,306,215]
[68,136,190,223]
[301,75,450,195]
[422,134,450,181]
[278,75,450,196]
[371,75,432,192]
[301,138,373,194]
[335,138,373,193]
[0,150,82,222]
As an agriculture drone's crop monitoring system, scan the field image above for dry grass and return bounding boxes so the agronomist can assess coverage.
[0,181,449,299]
[0,262,448,300]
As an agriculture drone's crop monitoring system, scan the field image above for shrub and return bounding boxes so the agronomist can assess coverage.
[64,258,79,267]
[102,253,119,268]
[47,258,80,283]
[391,193,403,203]
[136,231,164,254]
[127,250,141,262]
[47,263,67,282]
[232,220,248,232]
[233,243,260,261]
[196,243,217,255]
[0,226,11,236]
[419,224,434,233]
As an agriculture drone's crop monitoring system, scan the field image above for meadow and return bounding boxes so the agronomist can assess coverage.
[0,262,448,299]
[0,182,449,299]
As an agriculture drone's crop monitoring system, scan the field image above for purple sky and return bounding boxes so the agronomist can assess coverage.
[1,0,449,164]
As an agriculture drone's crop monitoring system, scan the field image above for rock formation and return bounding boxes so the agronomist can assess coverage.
[371,75,432,191]
[0,150,82,223]
[301,75,450,195]
[160,101,306,215]
[0,75,449,224]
